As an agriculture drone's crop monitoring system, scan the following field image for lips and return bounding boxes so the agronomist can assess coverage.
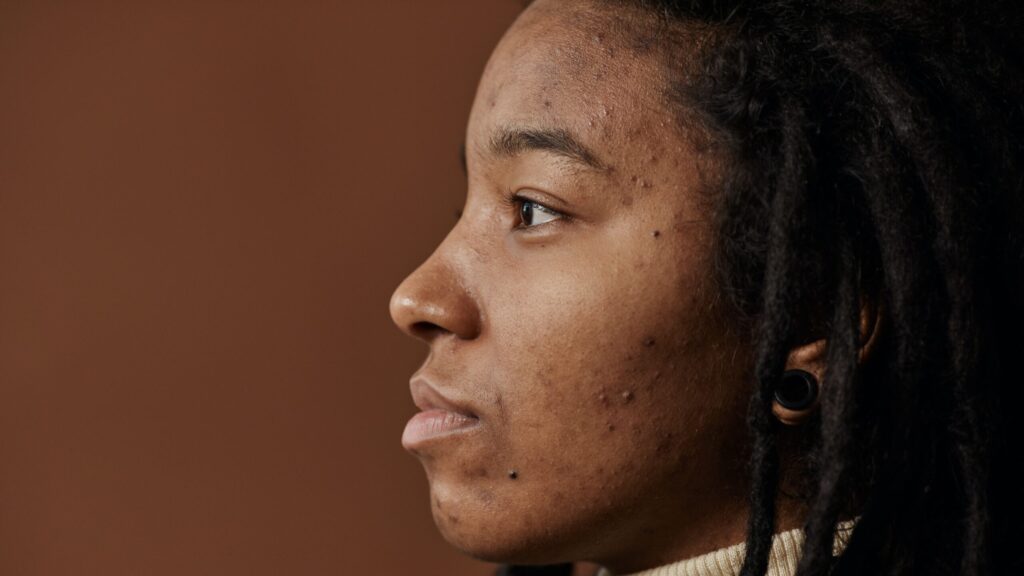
[402,376,481,450]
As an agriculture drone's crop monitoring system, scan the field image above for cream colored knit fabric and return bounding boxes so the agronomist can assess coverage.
[595,520,856,576]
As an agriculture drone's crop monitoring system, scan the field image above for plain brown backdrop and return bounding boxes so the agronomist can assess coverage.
[0,2,524,574]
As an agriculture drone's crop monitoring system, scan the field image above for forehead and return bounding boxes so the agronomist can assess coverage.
[468,0,687,159]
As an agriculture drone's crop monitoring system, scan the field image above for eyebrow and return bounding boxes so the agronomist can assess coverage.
[485,126,606,171]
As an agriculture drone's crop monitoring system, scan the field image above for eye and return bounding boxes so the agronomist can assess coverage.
[517,198,564,228]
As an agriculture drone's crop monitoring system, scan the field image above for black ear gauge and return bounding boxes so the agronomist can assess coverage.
[774,369,820,411]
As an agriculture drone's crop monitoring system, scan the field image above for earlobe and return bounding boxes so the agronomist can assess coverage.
[772,300,884,426]
[773,339,826,426]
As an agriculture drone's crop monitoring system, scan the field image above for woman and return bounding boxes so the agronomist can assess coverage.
[389,0,1023,574]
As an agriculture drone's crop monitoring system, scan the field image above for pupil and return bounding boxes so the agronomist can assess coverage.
[521,202,533,226]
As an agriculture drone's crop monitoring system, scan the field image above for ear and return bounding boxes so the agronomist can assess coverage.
[772,300,883,426]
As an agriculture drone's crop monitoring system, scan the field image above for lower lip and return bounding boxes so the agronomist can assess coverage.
[402,409,479,449]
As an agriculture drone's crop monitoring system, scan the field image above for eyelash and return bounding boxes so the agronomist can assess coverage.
[506,193,568,230]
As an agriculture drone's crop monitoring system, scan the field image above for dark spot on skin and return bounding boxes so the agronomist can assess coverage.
[598,391,609,406]
[644,337,656,347]
[622,195,634,207]
[494,392,505,418]
[543,100,552,108]
[448,514,459,525]
[621,390,635,403]
[652,230,661,238]
[508,470,518,480]
[656,432,675,454]
[608,422,617,432]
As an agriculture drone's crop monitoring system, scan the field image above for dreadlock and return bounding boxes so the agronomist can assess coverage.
[501,1,1023,575]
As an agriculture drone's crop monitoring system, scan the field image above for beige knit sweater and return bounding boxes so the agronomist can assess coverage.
[595,520,856,576]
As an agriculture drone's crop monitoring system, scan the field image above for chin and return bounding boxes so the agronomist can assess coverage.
[427,483,585,566]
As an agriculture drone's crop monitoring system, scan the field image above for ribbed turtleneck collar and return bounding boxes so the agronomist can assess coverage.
[596,520,856,576]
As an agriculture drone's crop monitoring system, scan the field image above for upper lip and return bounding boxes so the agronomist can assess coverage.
[410,376,479,419]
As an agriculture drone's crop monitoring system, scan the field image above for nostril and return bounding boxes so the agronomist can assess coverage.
[409,321,447,340]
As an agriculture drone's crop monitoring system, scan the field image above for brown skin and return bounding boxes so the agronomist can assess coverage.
[390,1,820,572]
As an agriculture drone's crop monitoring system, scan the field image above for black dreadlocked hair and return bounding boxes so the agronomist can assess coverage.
[501,1,1024,575]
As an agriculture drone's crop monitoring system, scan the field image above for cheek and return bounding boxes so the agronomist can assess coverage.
[493,256,710,473]
[439,245,727,546]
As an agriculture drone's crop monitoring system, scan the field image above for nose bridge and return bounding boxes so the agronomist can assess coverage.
[389,225,483,342]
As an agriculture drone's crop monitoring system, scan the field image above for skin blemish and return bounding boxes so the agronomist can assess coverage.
[508,470,519,480]
[598,390,609,406]
[656,433,674,453]
[652,230,661,238]
[644,337,656,347]
[494,392,506,419]
[608,422,617,432]
[621,390,635,403]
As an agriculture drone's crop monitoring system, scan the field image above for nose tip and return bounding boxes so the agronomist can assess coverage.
[388,261,482,342]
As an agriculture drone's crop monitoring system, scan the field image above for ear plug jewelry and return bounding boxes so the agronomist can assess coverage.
[774,369,820,411]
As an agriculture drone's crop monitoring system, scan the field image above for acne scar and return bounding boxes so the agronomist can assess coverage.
[621,390,635,403]
[508,470,519,480]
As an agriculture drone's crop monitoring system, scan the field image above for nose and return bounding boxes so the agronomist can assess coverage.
[389,248,483,343]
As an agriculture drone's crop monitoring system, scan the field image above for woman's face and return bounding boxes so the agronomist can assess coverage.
[390,0,754,570]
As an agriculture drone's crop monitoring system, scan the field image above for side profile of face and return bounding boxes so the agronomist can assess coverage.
[390,0,756,571]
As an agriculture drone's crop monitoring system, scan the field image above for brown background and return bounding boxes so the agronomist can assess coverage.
[0,2,524,574]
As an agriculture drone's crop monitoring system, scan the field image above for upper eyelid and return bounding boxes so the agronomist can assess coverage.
[527,200,561,216]
[509,191,565,215]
